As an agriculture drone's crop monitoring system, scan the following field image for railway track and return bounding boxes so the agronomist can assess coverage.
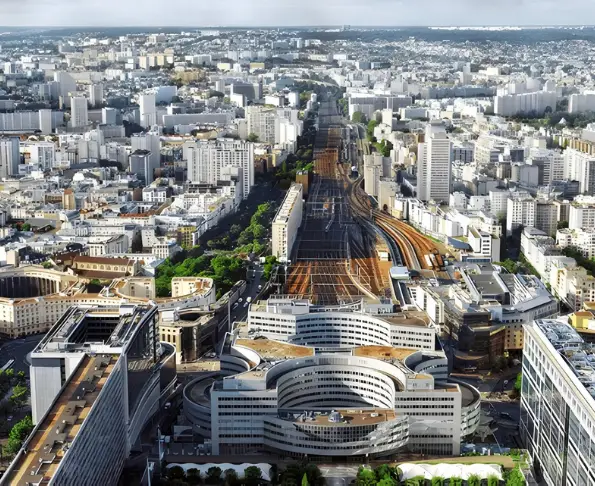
[346,169,443,272]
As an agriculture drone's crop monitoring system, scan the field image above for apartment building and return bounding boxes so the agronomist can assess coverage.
[186,139,254,198]
[271,184,303,260]
[557,228,595,259]
[569,196,595,229]
[506,194,536,236]
[417,122,452,203]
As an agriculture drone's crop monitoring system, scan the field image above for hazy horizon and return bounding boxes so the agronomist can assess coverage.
[2,0,595,28]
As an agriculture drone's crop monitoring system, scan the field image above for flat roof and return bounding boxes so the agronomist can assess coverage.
[354,345,418,361]
[287,409,396,426]
[235,338,314,360]
[383,312,431,328]
[7,355,115,486]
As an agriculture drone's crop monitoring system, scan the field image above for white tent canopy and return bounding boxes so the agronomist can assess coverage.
[398,463,503,481]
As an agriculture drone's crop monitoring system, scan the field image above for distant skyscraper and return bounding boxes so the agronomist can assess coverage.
[38,109,53,135]
[54,71,76,108]
[139,93,157,127]
[417,122,452,203]
[102,107,118,125]
[0,137,20,179]
[88,83,104,107]
[131,132,160,174]
[70,96,89,128]
[129,150,154,184]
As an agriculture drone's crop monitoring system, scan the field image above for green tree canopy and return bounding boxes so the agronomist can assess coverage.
[3,415,33,457]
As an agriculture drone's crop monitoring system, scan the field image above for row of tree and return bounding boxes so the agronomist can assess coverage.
[157,461,327,486]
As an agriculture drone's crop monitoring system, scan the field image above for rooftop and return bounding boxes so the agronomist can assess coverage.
[282,409,397,426]
[235,338,313,360]
[354,345,418,361]
[6,355,115,486]
[536,319,595,398]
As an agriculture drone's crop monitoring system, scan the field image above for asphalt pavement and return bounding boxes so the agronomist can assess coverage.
[229,265,265,324]
[0,334,43,376]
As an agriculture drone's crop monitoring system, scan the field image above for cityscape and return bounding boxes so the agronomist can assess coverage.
[0,16,595,486]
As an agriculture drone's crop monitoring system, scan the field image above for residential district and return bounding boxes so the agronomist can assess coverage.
[0,24,594,486]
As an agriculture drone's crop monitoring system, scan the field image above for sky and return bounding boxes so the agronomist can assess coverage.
[1,0,594,27]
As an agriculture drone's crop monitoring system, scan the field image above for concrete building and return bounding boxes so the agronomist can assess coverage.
[564,149,595,195]
[54,71,76,108]
[102,107,118,125]
[494,89,557,117]
[70,96,89,128]
[131,132,160,174]
[417,122,452,203]
[506,193,536,236]
[569,91,595,113]
[272,184,303,260]
[129,150,154,185]
[186,139,254,198]
[139,93,157,127]
[88,83,104,107]
[1,304,176,486]
[521,319,595,486]
[183,298,481,458]
[569,196,595,229]
[0,137,20,179]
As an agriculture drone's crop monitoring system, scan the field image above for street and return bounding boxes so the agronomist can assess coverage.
[229,265,265,324]
[0,334,43,377]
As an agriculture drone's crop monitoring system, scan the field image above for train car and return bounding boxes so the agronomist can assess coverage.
[424,254,433,269]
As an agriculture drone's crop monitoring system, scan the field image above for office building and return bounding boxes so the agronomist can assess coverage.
[102,107,118,125]
[272,184,303,260]
[54,71,76,108]
[88,83,104,107]
[129,150,154,184]
[38,109,53,135]
[183,298,481,458]
[417,122,452,203]
[70,96,89,128]
[131,132,160,173]
[186,139,254,198]
[1,304,176,486]
[0,137,20,179]
[521,319,595,486]
[139,93,157,127]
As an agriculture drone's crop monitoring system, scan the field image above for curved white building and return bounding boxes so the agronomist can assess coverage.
[183,298,481,459]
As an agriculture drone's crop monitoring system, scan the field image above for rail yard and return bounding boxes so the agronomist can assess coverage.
[284,100,384,305]
[283,98,447,306]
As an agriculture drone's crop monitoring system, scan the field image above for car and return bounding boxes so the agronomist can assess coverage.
[243,302,248,307]
[258,285,262,290]
[500,412,513,420]
[7,416,12,422]
[232,303,239,310]
[238,298,243,303]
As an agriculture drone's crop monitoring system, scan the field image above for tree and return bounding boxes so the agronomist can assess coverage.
[187,468,201,485]
[356,467,377,486]
[230,224,243,236]
[224,469,238,486]
[3,415,33,457]
[244,466,262,486]
[506,467,526,486]
[352,111,366,123]
[487,475,500,486]
[467,474,481,486]
[167,466,187,481]
[247,133,259,143]
[21,223,31,232]
[514,372,523,397]
[302,474,309,486]
[10,384,29,409]
[557,220,569,229]
[206,466,223,484]
[495,259,518,274]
